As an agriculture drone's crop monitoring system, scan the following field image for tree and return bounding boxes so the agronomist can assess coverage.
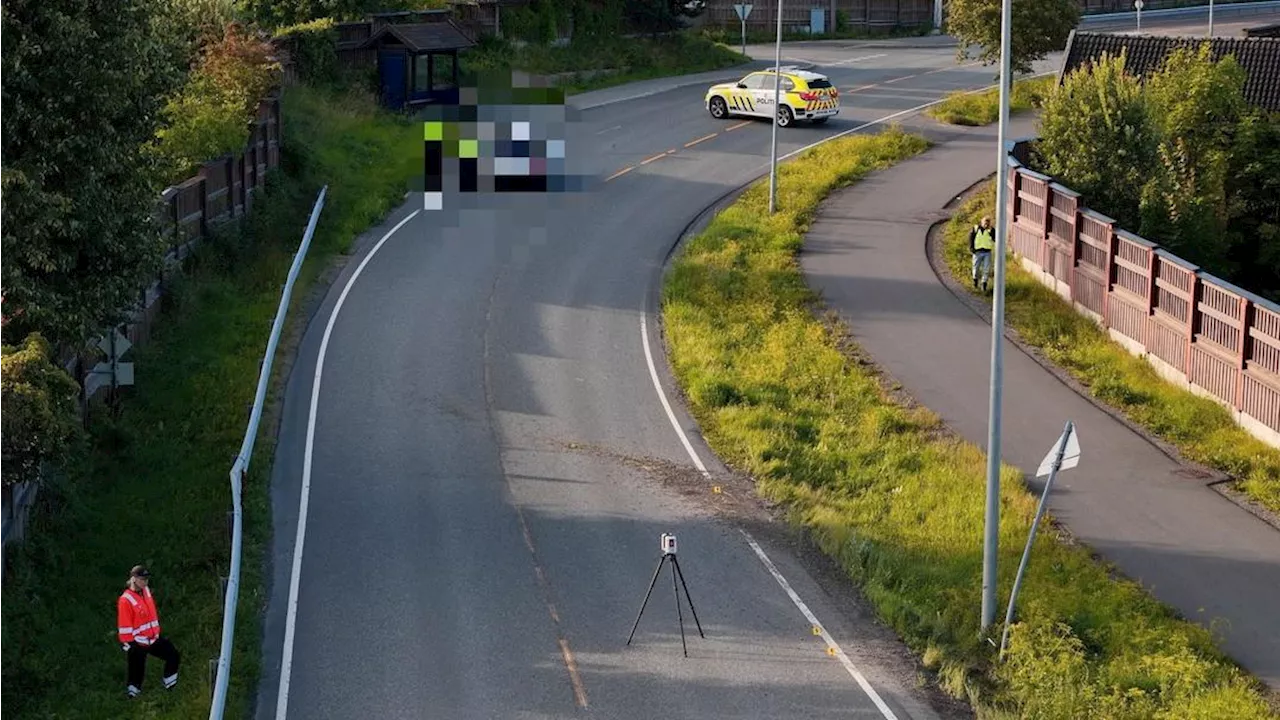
[1138,44,1249,276]
[947,0,1079,75]
[237,0,444,29]
[1,0,185,348]
[1225,113,1280,301]
[627,0,705,35]
[1,334,81,488]
[1036,51,1155,231]
[152,22,282,183]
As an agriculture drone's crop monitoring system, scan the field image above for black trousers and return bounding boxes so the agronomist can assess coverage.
[126,637,180,689]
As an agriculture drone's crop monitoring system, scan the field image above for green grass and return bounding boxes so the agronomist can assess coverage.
[461,32,748,95]
[925,75,1057,126]
[661,126,1277,718]
[0,82,422,719]
[943,182,1280,516]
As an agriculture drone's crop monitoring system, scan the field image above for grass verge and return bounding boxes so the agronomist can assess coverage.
[462,32,748,95]
[925,75,1056,126]
[661,126,1277,717]
[0,82,421,718]
[942,181,1280,515]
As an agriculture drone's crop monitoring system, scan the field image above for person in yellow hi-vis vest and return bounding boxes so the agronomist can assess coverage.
[968,216,995,292]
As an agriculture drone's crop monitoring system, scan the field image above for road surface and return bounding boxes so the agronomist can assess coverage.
[256,8,1278,718]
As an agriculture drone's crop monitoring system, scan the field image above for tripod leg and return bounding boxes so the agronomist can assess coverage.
[672,557,705,638]
[626,556,667,646]
[672,557,688,658]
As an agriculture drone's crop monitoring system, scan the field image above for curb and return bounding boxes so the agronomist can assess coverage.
[922,175,1280,534]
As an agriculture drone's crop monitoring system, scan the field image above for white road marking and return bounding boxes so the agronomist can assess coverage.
[596,124,624,135]
[274,208,422,720]
[827,53,888,66]
[639,314,898,720]
[740,532,901,720]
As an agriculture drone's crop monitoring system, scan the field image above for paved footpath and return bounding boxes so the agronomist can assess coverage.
[799,116,1280,689]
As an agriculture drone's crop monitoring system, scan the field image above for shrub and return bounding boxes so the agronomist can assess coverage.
[1,333,81,488]
[153,22,282,183]
[1037,50,1155,231]
[274,17,339,85]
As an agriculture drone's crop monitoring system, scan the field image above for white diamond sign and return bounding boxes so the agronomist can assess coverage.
[1036,424,1080,477]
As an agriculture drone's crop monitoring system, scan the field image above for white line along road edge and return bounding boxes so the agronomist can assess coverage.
[275,208,422,720]
[640,318,900,720]
[639,91,1012,719]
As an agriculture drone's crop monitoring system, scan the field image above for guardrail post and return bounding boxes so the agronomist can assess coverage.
[1185,272,1202,374]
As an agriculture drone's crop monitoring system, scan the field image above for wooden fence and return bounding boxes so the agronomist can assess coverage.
[702,0,934,32]
[60,93,282,404]
[3,94,282,547]
[1004,140,1280,449]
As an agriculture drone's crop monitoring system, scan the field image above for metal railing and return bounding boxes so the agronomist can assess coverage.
[209,185,328,719]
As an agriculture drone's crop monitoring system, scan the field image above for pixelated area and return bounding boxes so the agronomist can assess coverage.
[419,70,591,208]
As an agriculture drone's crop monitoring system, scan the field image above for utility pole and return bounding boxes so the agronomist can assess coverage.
[980,0,1014,634]
[768,0,783,214]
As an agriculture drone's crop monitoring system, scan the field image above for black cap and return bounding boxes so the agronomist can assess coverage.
[130,565,151,578]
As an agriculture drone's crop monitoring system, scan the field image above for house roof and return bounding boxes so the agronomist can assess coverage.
[1059,31,1280,112]
[359,21,477,52]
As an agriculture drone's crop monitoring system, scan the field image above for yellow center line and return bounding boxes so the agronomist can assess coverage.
[640,151,669,165]
[883,73,918,84]
[512,503,590,709]
[605,166,634,182]
[685,132,719,148]
[724,120,751,132]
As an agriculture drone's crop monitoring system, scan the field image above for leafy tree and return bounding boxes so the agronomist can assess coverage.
[275,18,340,85]
[1036,51,1155,230]
[1225,113,1280,301]
[947,0,1079,75]
[1,334,81,488]
[152,21,282,183]
[1,0,185,347]
[1138,43,1249,276]
[627,0,705,35]
[237,0,445,29]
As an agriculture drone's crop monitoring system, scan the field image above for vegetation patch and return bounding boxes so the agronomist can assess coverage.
[925,75,1055,126]
[462,32,748,95]
[942,181,1280,516]
[661,126,1276,717]
[0,82,422,719]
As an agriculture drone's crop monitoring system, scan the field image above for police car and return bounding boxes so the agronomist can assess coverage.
[704,67,840,127]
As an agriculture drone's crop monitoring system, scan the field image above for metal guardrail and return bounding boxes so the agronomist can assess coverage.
[208,185,328,720]
[1079,0,1280,20]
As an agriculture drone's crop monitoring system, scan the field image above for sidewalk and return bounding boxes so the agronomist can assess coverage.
[798,117,1280,689]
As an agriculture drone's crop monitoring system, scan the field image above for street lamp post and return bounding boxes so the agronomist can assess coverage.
[981,0,1014,634]
[768,0,783,214]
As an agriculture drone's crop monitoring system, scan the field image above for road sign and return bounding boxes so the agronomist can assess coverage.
[1036,423,1080,477]
[90,327,135,388]
[1134,0,1143,8]
[734,3,753,20]
[96,327,132,359]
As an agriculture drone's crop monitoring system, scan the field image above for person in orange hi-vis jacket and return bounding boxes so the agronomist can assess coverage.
[117,565,180,699]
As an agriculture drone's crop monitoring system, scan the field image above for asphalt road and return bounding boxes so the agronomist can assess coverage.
[256,10,1278,719]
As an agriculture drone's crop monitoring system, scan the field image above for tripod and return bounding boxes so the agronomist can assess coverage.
[626,542,705,657]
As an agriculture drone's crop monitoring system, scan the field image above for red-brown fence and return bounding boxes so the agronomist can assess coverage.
[1004,141,1280,448]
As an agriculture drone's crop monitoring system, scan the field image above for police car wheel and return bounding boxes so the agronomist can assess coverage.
[777,106,793,127]
[710,97,728,119]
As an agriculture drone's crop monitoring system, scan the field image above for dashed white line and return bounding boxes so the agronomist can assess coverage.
[827,53,888,66]
[274,208,422,720]
[639,313,898,720]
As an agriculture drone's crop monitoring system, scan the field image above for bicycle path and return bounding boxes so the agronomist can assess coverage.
[799,116,1280,688]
